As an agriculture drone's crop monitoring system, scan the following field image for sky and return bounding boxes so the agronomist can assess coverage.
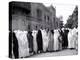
[43,3,76,24]
[53,3,76,24]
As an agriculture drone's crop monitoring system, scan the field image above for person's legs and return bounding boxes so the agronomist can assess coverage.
[9,32,12,58]
[13,47,19,59]
[9,46,12,58]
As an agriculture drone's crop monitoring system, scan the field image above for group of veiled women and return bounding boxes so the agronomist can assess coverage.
[9,27,78,59]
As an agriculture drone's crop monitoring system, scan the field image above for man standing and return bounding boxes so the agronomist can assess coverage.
[36,28,43,53]
[13,32,19,59]
[27,25,34,55]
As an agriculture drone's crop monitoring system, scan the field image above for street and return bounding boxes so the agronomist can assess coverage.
[30,49,78,58]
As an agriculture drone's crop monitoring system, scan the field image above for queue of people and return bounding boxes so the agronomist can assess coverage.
[9,27,78,59]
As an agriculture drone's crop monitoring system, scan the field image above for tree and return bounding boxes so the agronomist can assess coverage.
[64,6,78,28]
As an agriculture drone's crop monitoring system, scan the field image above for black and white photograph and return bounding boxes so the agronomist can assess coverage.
[9,1,78,59]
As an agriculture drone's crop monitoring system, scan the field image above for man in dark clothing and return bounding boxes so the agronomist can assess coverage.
[9,31,12,58]
[58,29,63,50]
[27,31,34,54]
[63,29,69,49]
[9,31,19,59]
[58,29,64,49]
[13,32,19,59]
[36,30,43,53]
[27,24,34,55]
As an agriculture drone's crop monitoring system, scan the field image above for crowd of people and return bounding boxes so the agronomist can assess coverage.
[9,27,78,59]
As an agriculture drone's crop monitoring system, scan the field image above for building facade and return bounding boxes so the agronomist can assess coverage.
[10,1,58,31]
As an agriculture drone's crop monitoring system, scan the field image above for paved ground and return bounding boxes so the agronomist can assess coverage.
[29,49,78,58]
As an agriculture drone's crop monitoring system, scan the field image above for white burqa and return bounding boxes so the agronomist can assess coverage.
[14,30,29,58]
[41,29,49,52]
[32,30,38,53]
[68,28,78,49]
[53,30,59,51]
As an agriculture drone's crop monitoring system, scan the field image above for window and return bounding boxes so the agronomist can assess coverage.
[47,16,49,21]
[44,15,46,20]
[37,9,42,20]
[46,16,49,23]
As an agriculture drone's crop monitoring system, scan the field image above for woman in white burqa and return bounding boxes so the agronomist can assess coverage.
[53,30,60,51]
[48,30,54,51]
[32,30,38,54]
[68,28,78,49]
[14,30,29,58]
[41,29,48,52]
